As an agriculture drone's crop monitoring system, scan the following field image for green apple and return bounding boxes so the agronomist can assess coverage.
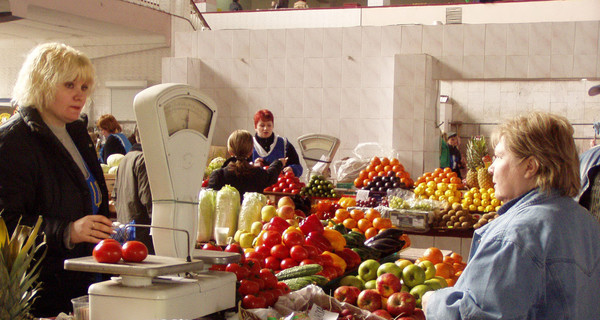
[261,205,277,222]
[239,232,255,248]
[433,276,448,288]
[339,275,365,290]
[377,262,403,278]
[417,260,436,280]
[365,279,377,290]
[400,283,410,292]
[424,278,443,291]
[402,264,426,288]
[409,284,433,308]
[394,259,413,273]
[358,259,380,282]
[250,221,263,236]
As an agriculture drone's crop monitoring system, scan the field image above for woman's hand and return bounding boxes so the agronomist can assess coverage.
[280,157,289,168]
[253,158,265,167]
[69,215,115,245]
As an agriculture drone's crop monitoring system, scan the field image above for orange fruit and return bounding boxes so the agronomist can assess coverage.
[354,178,363,188]
[390,158,400,166]
[453,262,466,272]
[343,218,357,229]
[455,270,463,278]
[443,255,455,265]
[365,227,378,239]
[450,252,463,263]
[365,208,381,221]
[446,277,457,287]
[423,247,444,265]
[358,218,372,232]
[381,157,390,166]
[447,171,458,178]
[368,171,377,179]
[375,165,384,172]
[373,217,392,230]
[366,164,375,172]
[442,178,450,184]
[443,167,452,173]
[383,165,392,173]
[378,171,386,177]
[335,209,350,221]
[434,168,444,175]
[423,172,433,178]
[350,209,365,220]
[352,227,361,233]
[371,156,381,166]
[450,177,461,184]
[435,263,455,279]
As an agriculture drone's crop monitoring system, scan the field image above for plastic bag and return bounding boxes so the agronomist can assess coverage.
[353,142,399,161]
[332,157,369,183]
[214,185,241,238]
[197,188,216,242]
[237,192,267,233]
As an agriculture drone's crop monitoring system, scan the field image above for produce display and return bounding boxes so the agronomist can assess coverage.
[461,187,502,213]
[432,202,476,230]
[465,136,493,189]
[264,171,305,194]
[300,175,338,198]
[354,157,413,189]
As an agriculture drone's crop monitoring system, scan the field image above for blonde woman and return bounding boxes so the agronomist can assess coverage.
[0,43,113,317]
[424,112,600,319]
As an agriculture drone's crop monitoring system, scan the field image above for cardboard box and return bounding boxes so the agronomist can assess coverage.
[379,207,433,233]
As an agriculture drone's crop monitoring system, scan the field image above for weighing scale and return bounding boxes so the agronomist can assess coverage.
[65,83,238,320]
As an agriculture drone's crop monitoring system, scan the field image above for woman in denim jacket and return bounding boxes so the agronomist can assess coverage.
[424,112,600,319]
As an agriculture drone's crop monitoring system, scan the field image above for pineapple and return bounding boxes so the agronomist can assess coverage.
[0,215,47,320]
[465,137,484,188]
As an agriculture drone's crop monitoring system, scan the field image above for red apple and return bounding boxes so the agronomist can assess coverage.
[387,291,416,317]
[376,272,402,298]
[372,309,393,320]
[356,289,382,312]
[276,205,295,220]
[278,196,295,209]
[294,209,306,218]
[412,308,426,320]
[334,286,361,305]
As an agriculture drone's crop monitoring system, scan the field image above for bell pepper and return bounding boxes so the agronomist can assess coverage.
[299,214,324,235]
[322,229,346,252]
[322,251,347,273]
[267,216,290,234]
[305,231,332,253]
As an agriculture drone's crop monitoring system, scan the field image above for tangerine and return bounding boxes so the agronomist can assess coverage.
[354,178,363,188]
[443,255,455,264]
[365,227,378,239]
[381,157,390,166]
[335,209,350,220]
[371,157,381,166]
[365,208,381,221]
[435,263,455,279]
[373,217,393,230]
[450,252,463,263]
[342,218,357,229]
[423,247,444,265]
[390,158,400,166]
[358,218,372,232]
[350,209,365,220]
[443,167,452,174]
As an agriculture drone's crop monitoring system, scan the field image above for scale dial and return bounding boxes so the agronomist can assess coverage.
[163,96,213,137]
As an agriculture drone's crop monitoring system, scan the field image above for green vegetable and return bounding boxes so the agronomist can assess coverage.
[237,193,267,233]
[214,185,240,239]
[197,189,216,242]
[276,264,323,280]
[107,153,124,168]
[205,157,226,178]
[281,275,329,291]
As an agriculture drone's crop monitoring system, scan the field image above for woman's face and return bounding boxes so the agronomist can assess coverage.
[255,120,274,138]
[488,136,535,202]
[42,79,90,127]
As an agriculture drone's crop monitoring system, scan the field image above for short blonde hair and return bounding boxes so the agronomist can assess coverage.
[492,111,580,197]
[96,114,122,133]
[11,42,95,111]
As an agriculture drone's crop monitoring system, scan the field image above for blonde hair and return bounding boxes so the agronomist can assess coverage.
[96,114,122,133]
[227,130,254,175]
[11,42,95,111]
[491,111,580,197]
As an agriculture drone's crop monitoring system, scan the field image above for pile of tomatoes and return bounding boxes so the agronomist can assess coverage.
[92,239,148,263]
[264,171,305,194]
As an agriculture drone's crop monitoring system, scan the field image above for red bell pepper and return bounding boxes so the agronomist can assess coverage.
[299,214,323,235]
[336,247,361,269]
[305,231,332,253]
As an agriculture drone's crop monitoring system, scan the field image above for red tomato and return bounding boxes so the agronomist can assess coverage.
[93,239,122,263]
[202,242,223,251]
[261,230,282,248]
[258,290,276,307]
[209,264,227,271]
[121,241,148,262]
[259,268,278,289]
[299,259,318,266]
[303,245,319,259]
[289,245,308,262]
[255,245,271,258]
[319,253,335,267]
[276,282,291,294]
[284,171,295,179]
[282,231,304,247]
[270,244,289,260]
[242,294,267,309]
[280,258,299,270]
[238,279,260,296]
[264,256,281,271]
[226,263,249,281]
[243,258,261,276]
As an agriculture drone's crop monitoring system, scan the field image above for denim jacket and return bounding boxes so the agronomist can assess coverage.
[426,189,600,319]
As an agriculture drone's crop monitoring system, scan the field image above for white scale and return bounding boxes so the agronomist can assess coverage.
[65,83,238,320]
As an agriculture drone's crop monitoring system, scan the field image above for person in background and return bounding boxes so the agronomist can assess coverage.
[209,130,285,197]
[229,0,243,11]
[576,83,600,220]
[271,0,288,9]
[252,109,303,177]
[96,114,132,164]
[293,0,308,8]
[439,132,450,168]
[423,111,600,319]
[112,127,154,254]
[446,132,464,178]
[0,42,113,317]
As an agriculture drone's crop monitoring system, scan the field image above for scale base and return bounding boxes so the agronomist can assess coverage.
[88,271,236,320]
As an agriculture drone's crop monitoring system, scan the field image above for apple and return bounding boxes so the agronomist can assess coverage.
[424,278,443,291]
[286,218,299,227]
[433,276,448,288]
[386,291,416,317]
[381,295,388,310]
[261,205,277,222]
[365,279,377,290]
[395,259,413,272]
[412,308,426,320]
[333,286,361,305]
[294,209,306,218]
[358,259,380,282]
[400,283,410,292]
[376,273,402,298]
[277,205,295,220]
[250,221,263,236]
[402,264,426,288]
[377,262,403,278]
[372,309,392,320]
[239,232,256,248]
[409,284,433,308]
[417,260,436,280]
[278,196,295,209]
[339,275,365,290]
[356,289,382,312]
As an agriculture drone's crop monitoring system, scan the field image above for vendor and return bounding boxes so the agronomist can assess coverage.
[446,132,464,178]
[209,129,286,197]
[96,114,132,164]
[0,43,114,317]
[252,109,303,177]
[423,112,600,319]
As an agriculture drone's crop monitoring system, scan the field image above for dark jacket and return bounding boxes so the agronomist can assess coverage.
[0,106,109,317]
[208,158,283,197]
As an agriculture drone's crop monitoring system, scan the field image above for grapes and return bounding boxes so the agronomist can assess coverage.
[362,174,400,193]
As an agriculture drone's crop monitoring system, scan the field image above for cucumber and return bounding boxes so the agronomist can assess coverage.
[276,264,323,280]
[282,275,329,291]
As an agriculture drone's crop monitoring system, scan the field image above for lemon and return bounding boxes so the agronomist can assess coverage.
[448,196,457,204]
[470,187,479,193]
[477,205,485,212]
[488,188,495,194]
[444,190,454,197]
[473,198,481,206]
[426,187,435,196]
[427,181,436,189]
[435,189,444,197]
[491,199,500,206]
[455,190,463,198]
[448,184,458,191]
[485,205,495,212]
[469,204,477,211]
[481,193,490,200]
[473,192,482,199]
[462,203,469,210]
[437,183,448,192]
[481,199,490,207]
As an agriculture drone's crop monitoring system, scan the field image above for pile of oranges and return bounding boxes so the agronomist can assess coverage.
[354,157,414,189]
[416,247,467,287]
[415,167,463,186]
[331,208,393,239]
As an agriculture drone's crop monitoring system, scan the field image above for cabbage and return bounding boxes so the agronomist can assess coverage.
[197,188,216,242]
[214,185,240,239]
[107,166,118,175]
[205,157,226,178]
[107,153,125,168]
[237,192,267,233]
[101,163,110,173]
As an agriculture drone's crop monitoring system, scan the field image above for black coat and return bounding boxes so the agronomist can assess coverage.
[0,107,109,317]
[208,159,283,197]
